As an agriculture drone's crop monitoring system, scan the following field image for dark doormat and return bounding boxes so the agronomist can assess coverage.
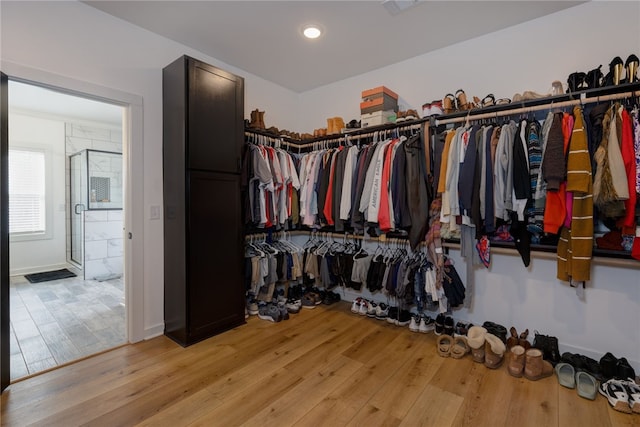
[24,268,77,283]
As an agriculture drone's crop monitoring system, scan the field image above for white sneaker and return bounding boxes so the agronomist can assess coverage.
[358,299,369,316]
[409,315,420,332]
[351,298,361,314]
[366,301,378,318]
[419,315,435,333]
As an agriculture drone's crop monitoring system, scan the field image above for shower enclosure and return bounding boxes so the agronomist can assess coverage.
[69,149,123,279]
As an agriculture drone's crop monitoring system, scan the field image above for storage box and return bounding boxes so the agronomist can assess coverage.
[360,97,398,114]
[361,110,396,127]
[361,86,399,101]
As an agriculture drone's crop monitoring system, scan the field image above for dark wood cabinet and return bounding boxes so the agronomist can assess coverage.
[163,55,245,346]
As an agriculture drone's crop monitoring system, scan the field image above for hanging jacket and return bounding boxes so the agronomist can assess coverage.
[558,106,593,282]
[618,107,637,231]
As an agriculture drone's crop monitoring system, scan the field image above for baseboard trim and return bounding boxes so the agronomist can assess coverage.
[144,324,165,341]
[10,263,70,277]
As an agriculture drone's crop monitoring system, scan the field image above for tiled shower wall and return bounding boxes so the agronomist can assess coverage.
[65,123,122,279]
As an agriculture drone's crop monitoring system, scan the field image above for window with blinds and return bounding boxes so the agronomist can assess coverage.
[9,148,46,234]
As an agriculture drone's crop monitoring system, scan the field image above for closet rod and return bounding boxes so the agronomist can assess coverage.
[435,89,640,125]
[294,123,424,149]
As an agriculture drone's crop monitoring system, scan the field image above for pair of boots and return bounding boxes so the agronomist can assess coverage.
[508,346,553,381]
[467,326,506,369]
[249,109,265,130]
[326,117,345,135]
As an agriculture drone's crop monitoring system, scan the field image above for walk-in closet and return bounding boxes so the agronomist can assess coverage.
[1,2,640,426]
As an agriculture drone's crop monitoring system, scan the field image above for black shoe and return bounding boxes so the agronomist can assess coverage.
[482,321,507,343]
[600,352,618,380]
[434,313,446,336]
[443,316,454,336]
[616,358,636,381]
[586,65,604,89]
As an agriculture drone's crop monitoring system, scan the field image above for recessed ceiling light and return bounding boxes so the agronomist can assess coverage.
[303,26,322,39]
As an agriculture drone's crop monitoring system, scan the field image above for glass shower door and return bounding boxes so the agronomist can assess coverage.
[70,151,86,266]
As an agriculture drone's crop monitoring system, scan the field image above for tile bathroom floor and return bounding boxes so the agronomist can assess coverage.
[9,273,126,381]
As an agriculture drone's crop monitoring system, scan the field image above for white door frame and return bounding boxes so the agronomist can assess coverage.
[1,60,145,343]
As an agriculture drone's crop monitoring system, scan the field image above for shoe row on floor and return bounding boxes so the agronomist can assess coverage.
[246,285,342,322]
[434,321,639,414]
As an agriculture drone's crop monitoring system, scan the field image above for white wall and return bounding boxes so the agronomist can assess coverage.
[297,1,640,132]
[1,0,299,339]
[8,113,67,275]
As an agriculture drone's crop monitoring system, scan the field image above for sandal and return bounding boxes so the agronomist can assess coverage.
[437,335,453,357]
[576,371,598,400]
[443,93,457,114]
[481,94,495,108]
[555,362,576,389]
[451,336,470,359]
[455,89,469,110]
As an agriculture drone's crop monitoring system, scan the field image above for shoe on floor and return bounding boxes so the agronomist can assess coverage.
[575,371,597,400]
[555,363,576,389]
[419,315,435,333]
[396,310,412,327]
[622,379,640,413]
[257,303,281,322]
[375,303,389,320]
[409,314,421,332]
[600,379,633,413]
[434,313,446,335]
[351,297,362,314]
[302,294,317,309]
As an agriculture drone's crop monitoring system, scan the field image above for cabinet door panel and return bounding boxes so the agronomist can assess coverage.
[188,63,242,173]
[187,171,244,338]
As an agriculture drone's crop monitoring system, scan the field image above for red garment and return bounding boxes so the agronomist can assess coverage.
[617,109,637,232]
[322,148,342,225]
[545,115,573,233]
[378,140,397,232]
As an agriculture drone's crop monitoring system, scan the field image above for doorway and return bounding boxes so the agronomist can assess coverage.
[7,80,126,380]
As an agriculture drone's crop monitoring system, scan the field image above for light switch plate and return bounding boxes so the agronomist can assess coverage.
[150,205,161,220]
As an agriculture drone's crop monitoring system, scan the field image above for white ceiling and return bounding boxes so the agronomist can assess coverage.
[8,80,123,127]
[85,0,584,93]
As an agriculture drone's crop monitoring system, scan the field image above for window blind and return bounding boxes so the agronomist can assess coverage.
[9,149,46,234]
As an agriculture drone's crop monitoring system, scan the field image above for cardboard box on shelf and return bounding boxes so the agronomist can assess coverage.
[361,86,399,101]
[360,97,398,114]
[361,110,396,127]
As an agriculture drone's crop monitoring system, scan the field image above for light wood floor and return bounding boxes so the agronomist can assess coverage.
[1,302,638,427]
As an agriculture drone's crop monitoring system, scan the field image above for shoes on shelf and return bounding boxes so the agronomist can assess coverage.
[404,109,420,120]
[455,89,469,110]
[443,93,457,114]
[626,54,639,83]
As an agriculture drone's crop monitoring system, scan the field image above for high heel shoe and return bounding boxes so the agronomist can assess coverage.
[605,56,624,86]
[626,54,639,83]
[586,65,603,89]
